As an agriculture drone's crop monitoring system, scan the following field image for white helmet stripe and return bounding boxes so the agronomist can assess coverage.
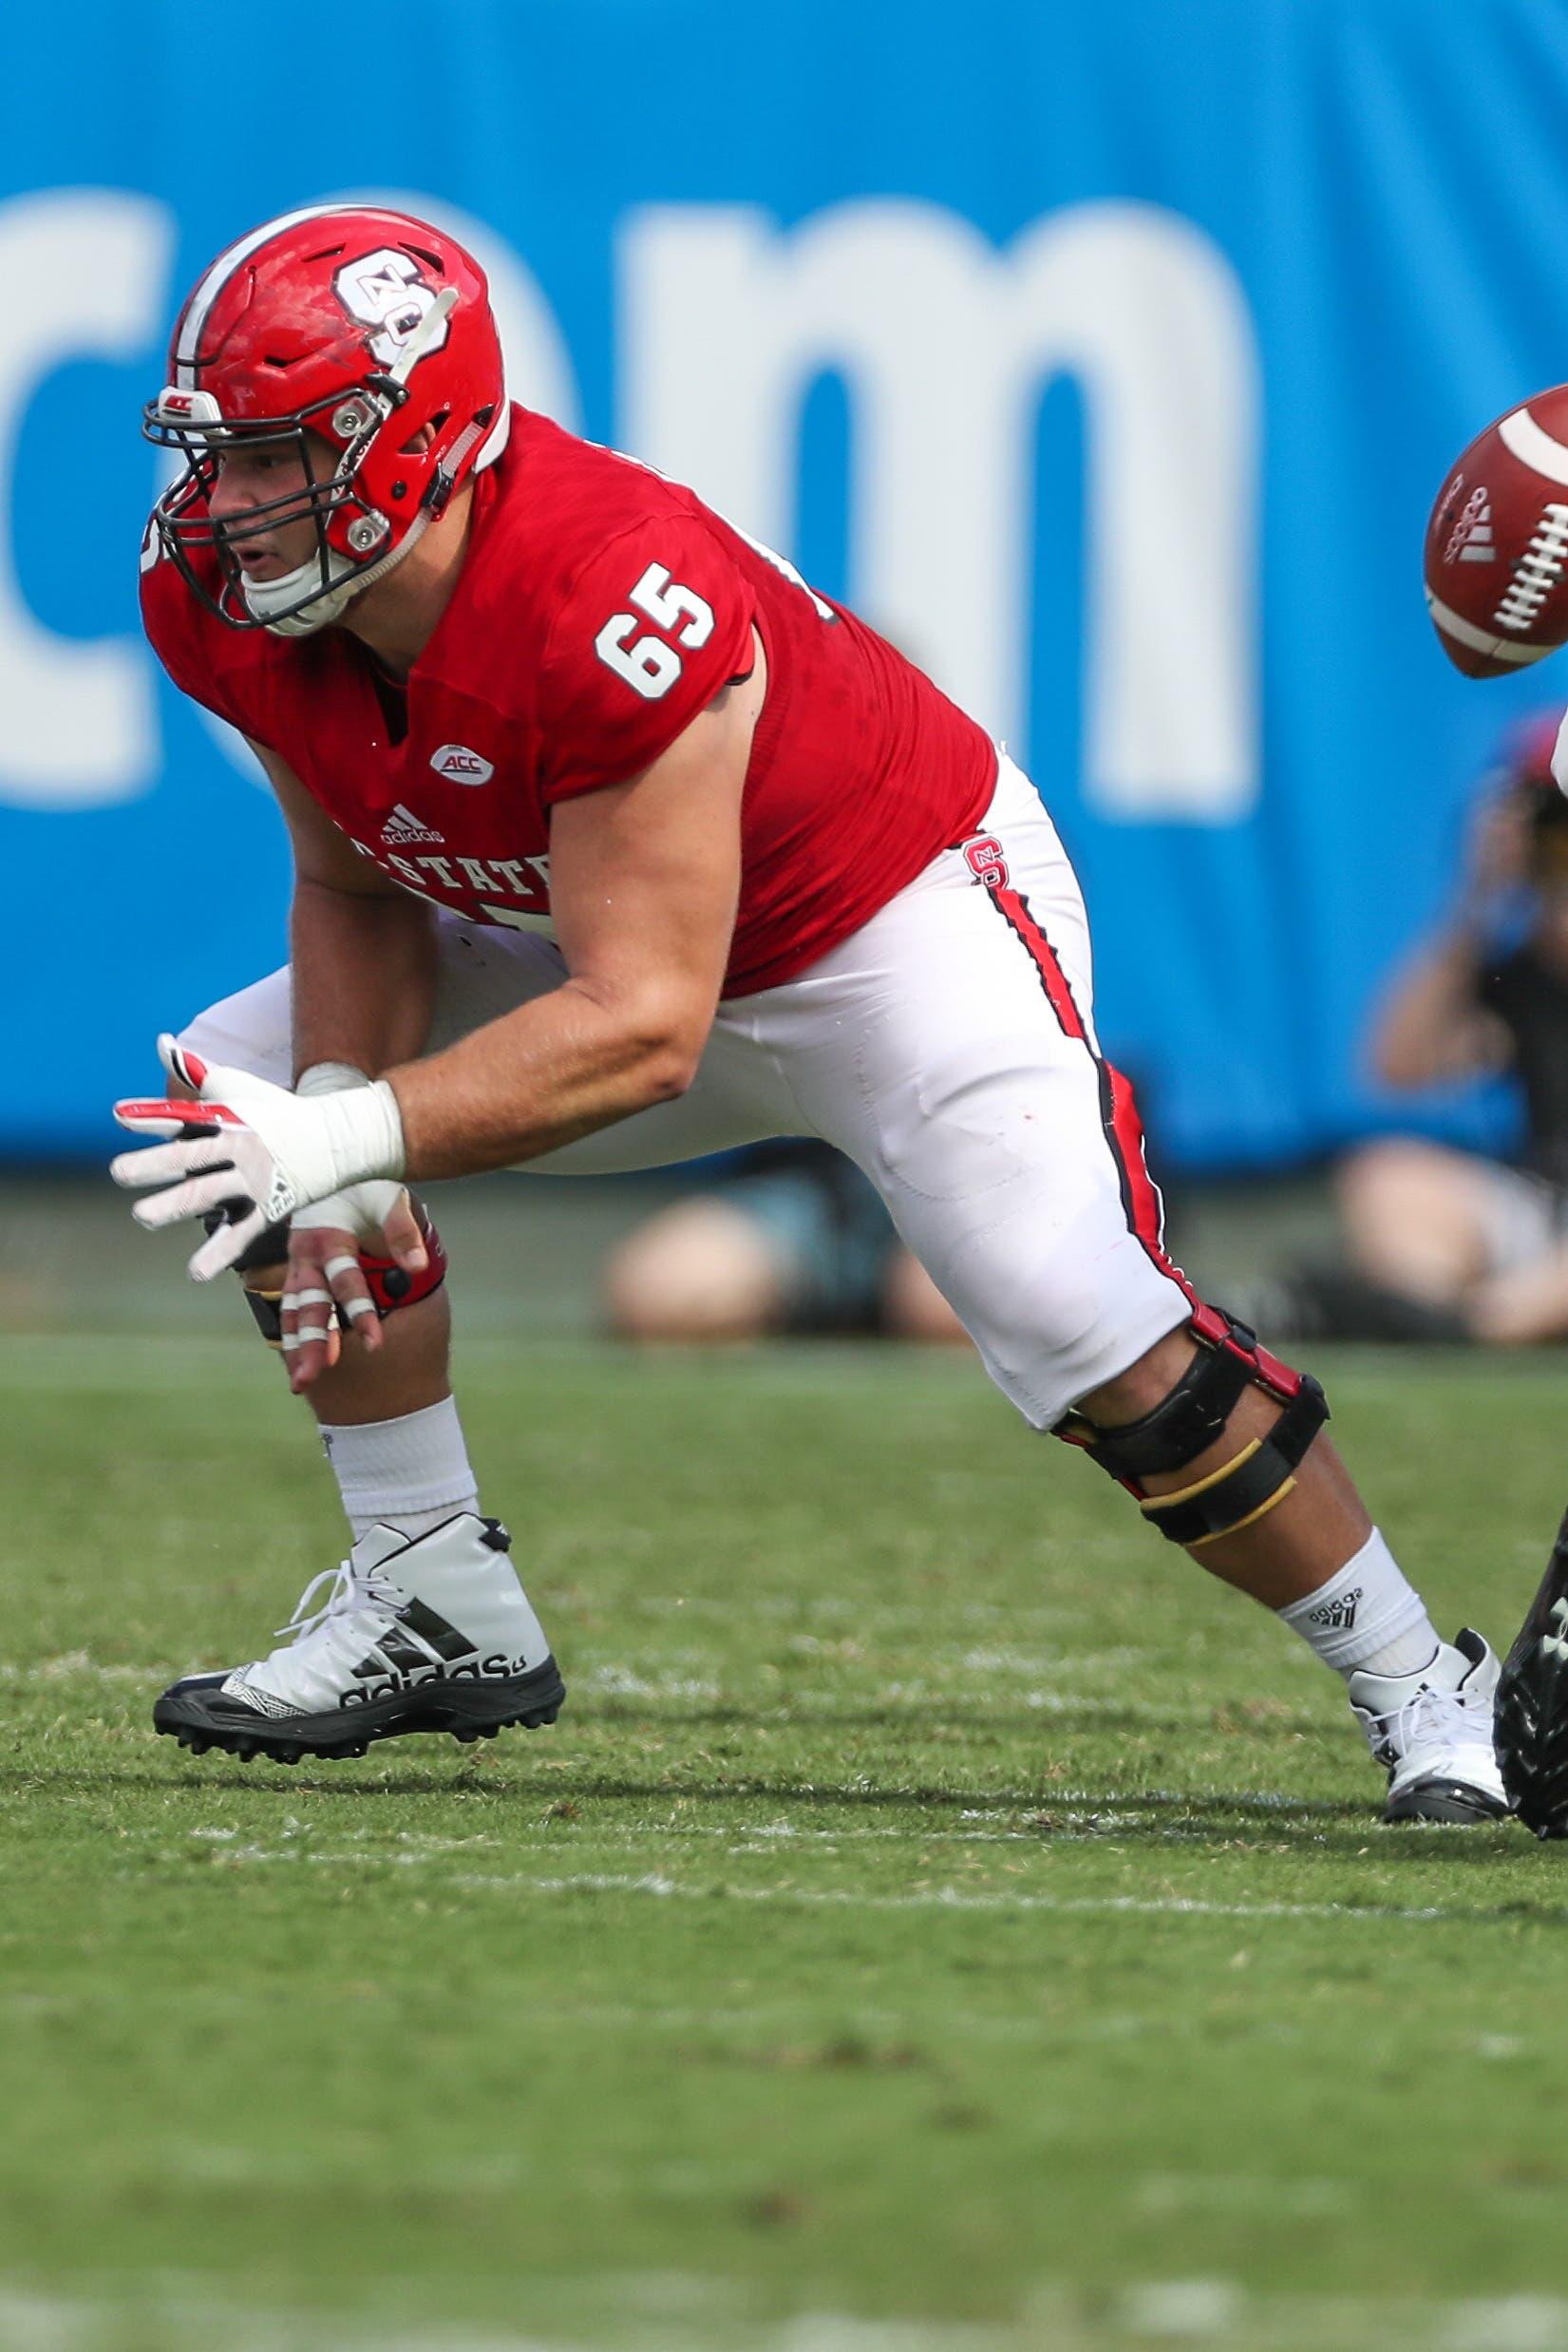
[173,202,360,387]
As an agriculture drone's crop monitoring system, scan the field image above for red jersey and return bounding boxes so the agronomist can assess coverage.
[141,408,995,995]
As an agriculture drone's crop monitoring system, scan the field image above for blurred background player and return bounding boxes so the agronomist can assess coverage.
[602,1141,968,1343]
[1264,713,1568,1346]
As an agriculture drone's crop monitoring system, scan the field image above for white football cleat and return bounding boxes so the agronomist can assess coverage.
[154,1514,564,1762]
[1348,1629,1510,1824]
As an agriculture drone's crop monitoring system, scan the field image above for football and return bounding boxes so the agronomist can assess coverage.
[1426,388,1568,676]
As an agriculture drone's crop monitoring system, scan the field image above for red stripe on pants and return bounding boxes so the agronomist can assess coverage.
[993,883,1088,1041]
[989,882,1200,1308]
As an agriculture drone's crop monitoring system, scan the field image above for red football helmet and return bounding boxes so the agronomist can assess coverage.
[143,203,508,635]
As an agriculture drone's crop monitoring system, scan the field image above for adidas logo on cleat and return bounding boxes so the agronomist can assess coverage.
[350,1595,472,1676]
[150,1517,564,1759]
[341,1650,537,1708]
[342,1594,532,1707]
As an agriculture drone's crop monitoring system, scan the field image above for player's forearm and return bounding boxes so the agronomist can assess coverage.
[1371,930,1488,1086]
[290,878,438,1081]
[385,977,706,1180]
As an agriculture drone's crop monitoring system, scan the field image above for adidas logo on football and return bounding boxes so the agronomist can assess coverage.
[381,804,444,846]
[1308,1584,1362,1634]
[430,742,494,787]
[1445,485,1495,565]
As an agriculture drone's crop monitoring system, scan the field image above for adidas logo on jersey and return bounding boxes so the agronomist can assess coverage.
[430,742,495,786]
[381,803,445,846]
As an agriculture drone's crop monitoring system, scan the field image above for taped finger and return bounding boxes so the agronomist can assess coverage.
[279,1322,341,1370]
[320,1253,375,1315]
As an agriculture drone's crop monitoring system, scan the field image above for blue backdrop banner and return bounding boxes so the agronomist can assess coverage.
[5,0,1566,1167]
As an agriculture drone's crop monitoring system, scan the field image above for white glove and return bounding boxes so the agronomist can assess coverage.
[111,1035,406,1281]
[289,1062,408,1244]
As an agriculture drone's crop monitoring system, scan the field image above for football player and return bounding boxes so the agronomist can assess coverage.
[1340,713,1568,1339]
[1244,715,1568,1349]
[114,204,1504,1819]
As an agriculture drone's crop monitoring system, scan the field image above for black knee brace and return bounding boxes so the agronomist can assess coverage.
[1054,1303,1329,1547]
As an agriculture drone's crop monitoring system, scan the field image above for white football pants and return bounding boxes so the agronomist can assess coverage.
[179,755,1192,1427]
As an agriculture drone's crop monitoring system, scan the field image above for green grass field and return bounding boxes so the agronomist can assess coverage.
[6,1306,1568,2351]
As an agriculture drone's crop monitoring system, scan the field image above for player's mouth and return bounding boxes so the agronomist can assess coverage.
[233,544,291,579]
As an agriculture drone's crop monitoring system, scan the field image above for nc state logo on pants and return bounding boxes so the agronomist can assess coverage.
[962,834,1010,889]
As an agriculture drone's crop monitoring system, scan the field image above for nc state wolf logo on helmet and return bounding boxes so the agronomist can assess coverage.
[143,204,507,635]
[332,248,452,369]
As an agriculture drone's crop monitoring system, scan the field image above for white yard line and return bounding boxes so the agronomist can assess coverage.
[0,2291,567,2352]
[444,1873,1469,1925]
[178,1821,1149,1851]
[172,1849,1521,1927]
[0,2288,1010,2352]
[7,2283,1568,2352]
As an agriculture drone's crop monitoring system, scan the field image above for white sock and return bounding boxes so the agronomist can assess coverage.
[318,1396,482,1546]
[1275,1528,1441,1680]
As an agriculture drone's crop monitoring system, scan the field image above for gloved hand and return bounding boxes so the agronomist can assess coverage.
[280,1062,430,1391]
[111,1035,406,1281]
[290,1060,416,1248]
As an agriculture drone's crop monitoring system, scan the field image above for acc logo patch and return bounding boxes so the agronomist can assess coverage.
[429,743,495,787]
[334,249,450,370]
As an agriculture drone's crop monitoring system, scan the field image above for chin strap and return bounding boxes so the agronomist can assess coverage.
[245,549,362,635]
[252,398,492,639]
